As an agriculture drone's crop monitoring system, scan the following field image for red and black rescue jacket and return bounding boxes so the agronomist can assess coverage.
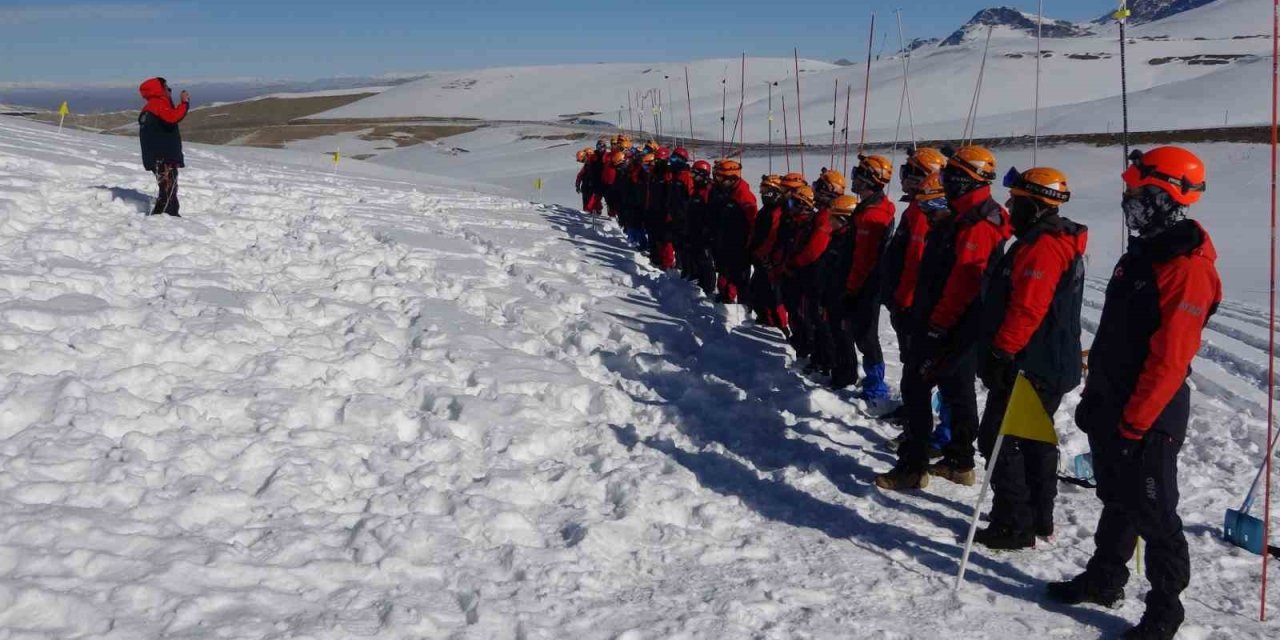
[883,201,930,310]
[912,186,1011,347]
[138,77,189,171]
[1077,220,1222,441]
[979,215,1088,396]
[709,178,759,266]
[665,168,696,239]
[845,192,897,300]
[685,183,715,250]
[748,201,784,264]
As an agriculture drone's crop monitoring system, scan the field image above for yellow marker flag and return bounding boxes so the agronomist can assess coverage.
[331,151,340,163]
[999,373,1058,445]
[534,178,543,191]
[58,101,70,116]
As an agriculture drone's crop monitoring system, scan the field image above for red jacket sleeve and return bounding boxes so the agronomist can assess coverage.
[894,204,929,309]
[846,200,896,295]
[929,219,1005,330]
[789,210,832,269]
[575,167,587,189]
[733,183,759,239]
[1121,254,1222,435]
[145,98,189,125]
[679,172,694,195]
[992,234,1074,355]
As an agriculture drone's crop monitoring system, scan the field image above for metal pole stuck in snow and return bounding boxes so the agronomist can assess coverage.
[628,90,635,132]
[843,84,852,176]
[768,82,775,174]
[963,26,995,145]
[1116,1,1133,250]
[738,53,747,156]
[722,77,728,157]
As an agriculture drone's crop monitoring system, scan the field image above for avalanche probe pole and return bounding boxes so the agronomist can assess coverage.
[782,95,792,173]
[1262,0,1279,622]
[721,77,728,157]
[1034,0,1045,164]
[768,81,775,174]
[842,84,853,176]
[963,26,994,145]
[738,53,747,156]
[896,10,918,150]
[831,79,840,170]
[685,68,695,143]
[859,14,876,155]
[794,48,806,176]
[1116,1,1133,250]
[628,90,635,132]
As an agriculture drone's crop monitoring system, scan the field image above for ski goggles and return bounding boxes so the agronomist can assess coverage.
[1122,149,1206,196]
[1003,167,1071,204]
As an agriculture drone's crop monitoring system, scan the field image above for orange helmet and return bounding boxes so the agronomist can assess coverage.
[855,155,894,188]
[641,153,656,165]
[618,134,633,149]
[1122,146,1206,206]
[575,149,588,163]
[905,147,947,176]
[915,173,947,202]
[781,172,808,191]
[789,185,816,210]
[830,194,861,216]
[609,150,626,167]
[1007,166,1071,207]
[760,174,785,196]
[817,169,848,197]
[946,146,998,183]
[714,159,742,179]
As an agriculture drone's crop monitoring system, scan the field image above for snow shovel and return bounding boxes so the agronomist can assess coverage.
[1058,453,1096,489]
[1223,430,1280,555]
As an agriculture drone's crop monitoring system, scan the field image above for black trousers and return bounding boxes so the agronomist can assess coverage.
[826,291,884,387]
[898,346,979,471]
[151,162,180,216]
[978,380,1064,534]
[782,277,813,359]
[1083,418,1190,627]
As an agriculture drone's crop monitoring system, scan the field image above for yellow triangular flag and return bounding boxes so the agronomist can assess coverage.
[999,373,1058,445]
[58,101,69,116]
[331,151,340,163]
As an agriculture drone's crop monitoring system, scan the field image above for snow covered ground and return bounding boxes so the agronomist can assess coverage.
[1,113,1278,639]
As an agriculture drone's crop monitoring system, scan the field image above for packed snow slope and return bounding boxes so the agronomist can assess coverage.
[1,116,1277,639]
[319,0,1274,141]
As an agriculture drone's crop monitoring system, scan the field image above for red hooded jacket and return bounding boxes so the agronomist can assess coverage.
[929,186,1012,330]
[140,78,189,124]
[845,195,897,296]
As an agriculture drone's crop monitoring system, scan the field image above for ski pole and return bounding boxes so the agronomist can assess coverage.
[860,14,876,155]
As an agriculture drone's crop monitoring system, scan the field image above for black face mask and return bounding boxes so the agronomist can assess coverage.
[1008,196,1045,236]
[1123,186,1185,236]
[942,170,978,203]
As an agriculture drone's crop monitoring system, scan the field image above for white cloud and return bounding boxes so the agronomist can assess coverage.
[0,3,167,25]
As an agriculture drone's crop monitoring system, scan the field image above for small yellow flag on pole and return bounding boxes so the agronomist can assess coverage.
[999,373,1058,445]
[57,101,69,132]
[534,178,543,191]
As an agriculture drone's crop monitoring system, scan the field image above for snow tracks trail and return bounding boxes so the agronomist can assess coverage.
[0,117,1274,639]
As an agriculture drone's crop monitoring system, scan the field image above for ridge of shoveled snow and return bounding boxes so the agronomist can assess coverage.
[0,117,1276,638]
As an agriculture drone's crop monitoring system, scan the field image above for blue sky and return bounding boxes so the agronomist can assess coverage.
[0,0,1120,84]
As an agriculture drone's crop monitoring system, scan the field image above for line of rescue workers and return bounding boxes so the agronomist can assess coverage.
[574,136,1222,640]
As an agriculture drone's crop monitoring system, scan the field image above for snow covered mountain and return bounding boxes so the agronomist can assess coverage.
[1097,0,1220,24]
[939,6,1094,47]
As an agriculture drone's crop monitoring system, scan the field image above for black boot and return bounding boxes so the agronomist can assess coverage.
[974,525,1035,551]
[1045,573,1124,608]
[1121,614,1181,640]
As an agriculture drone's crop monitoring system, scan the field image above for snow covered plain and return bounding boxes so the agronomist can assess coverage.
[2,114,1279,639]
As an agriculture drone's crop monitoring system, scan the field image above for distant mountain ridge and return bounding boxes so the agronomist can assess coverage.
[1094,0,1219,25]
[941,7,1094,46]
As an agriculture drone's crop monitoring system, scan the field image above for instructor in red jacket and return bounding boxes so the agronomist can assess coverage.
[1049,147,1221,640]
[138,77,190,217]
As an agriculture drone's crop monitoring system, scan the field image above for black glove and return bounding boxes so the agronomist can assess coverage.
[917,327,948,382]
[979,349,1016,390]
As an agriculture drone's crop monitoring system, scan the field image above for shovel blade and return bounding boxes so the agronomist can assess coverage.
[1073,453,1096,485]
[1223,508,1267,555]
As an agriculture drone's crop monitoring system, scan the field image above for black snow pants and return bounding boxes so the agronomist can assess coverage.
[897,344,980,472]
[1081,384,1191,629]
[978,378,1064,535]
